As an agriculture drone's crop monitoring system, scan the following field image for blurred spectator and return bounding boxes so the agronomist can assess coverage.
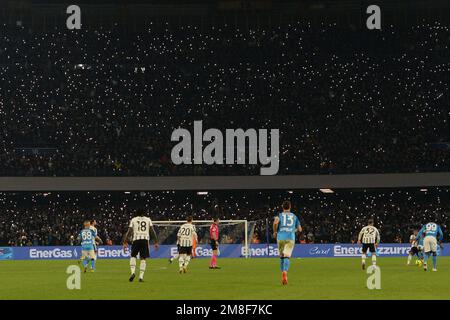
[0,22,448,177]
[251,232,261,244]
[0,189,448,246]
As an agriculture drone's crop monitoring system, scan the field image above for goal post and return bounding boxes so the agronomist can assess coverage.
[152,220,252,258]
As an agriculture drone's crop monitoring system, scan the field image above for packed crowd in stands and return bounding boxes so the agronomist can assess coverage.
[0,21,449,176]
[0,189,448,246]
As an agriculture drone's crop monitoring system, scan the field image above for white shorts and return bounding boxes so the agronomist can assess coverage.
[423,236,437,253]
[81,249,97,260]
[277,240,295,257]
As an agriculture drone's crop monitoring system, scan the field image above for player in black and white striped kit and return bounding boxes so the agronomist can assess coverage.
[357,219,380,270]
[123,208,159,282]
[177,216,198,274]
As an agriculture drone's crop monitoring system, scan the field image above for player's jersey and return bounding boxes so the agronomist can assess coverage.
[90,225,98,247]
[358,225,380,244]
[210,224,219,240]
[417,237,424,247]
[417,222,443,240]
[129,216,153,241]
[80,228,96,250]
[410,234,418,247]
[177,223,197,247]
[90,225,97,234]
[276,211,300,241]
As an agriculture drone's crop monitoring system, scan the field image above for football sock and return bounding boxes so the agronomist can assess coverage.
[139,260,146,279]
[372,254,376,265]
[90,259,96,270]
[130,257,136,274]
[179,255,185,269]
[424,253,429,265]
[432,255,437,269]
[285,258,290,271]
[211,255,217,267]
[280,257,285,271]
[407,254,412,264]
[361,254,366,264]
[82,258,88,267]
[184,255,191,267]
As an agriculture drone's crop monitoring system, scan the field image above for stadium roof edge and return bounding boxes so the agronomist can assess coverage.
[0,172,449,191]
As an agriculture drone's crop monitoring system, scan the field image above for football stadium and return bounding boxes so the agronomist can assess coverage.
[0,0,449,305]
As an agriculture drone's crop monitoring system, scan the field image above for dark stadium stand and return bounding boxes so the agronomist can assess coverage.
[0,21,449,176]
[0,1,448,252]
[1,188,448,246]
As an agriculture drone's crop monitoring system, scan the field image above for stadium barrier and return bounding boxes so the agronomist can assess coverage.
[0,243,448,260]
[2,172,450,191]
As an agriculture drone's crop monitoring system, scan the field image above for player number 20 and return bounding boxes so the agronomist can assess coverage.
[179,227,191,236]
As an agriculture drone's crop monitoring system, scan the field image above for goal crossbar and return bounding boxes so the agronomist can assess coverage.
[152,220,250,258]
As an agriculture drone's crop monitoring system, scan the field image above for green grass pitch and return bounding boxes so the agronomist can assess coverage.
[1,257,449,299]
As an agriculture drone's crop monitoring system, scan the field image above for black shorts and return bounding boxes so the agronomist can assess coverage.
[362,243,376,254]
[131,239,150,259]
[210,239,218,251]
[178,246,193,255]
[410,246,420,255]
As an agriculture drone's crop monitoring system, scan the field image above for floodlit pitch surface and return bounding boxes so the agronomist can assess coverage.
[0,257,449,299]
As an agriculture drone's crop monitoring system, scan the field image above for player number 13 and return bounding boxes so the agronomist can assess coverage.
[282,214,294,227]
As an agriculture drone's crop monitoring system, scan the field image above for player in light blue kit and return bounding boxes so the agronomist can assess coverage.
[79,220,102,273]
[416,221,444,272]
[273,201,302,285]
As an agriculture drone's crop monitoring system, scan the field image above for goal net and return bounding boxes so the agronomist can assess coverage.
[152,220,256,258]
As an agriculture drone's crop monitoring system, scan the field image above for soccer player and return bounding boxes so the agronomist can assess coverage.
[170,228,197,264]
[192,234,197,258]
[90,220,98,249]
[176,216,198,273]
[209,218,220,269]
[79,220,102,273]
[90,220,101,263]
[79,219,101,265]
[273,200,301,285]
[123,208,159,282]
[407,229,423,266]
[357,219,380,270]
[169,240,180,264]
[416,221,444,272]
